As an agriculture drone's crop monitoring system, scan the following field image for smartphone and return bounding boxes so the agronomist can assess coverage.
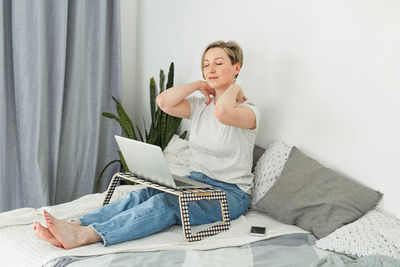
[250,226,266,237]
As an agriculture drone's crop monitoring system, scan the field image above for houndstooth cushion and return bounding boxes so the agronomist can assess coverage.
[250,141,291,208]
[316,208,400,260]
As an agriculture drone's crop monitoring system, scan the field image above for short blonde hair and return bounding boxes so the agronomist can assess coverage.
[201,40,243,78]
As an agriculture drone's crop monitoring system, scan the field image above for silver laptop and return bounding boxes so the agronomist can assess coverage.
[115,135,212,189]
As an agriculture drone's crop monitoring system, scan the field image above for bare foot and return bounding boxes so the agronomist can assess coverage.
[43,210,102,250]
[33,222,63,248]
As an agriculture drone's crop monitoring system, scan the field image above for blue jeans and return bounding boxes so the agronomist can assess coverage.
[78,172,250,246]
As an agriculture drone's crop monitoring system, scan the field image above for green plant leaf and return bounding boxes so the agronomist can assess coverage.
[147,109,160,145]
[147,107,158,145]
[102,112,120,121]
[180,130,188,139]
[162,116,182,150]
[136,124,144,142]
[150,77,156,125]
[143,117,148,142]
[160,111,167,148]
[159,69,165,93]
[166,62,174,89]
[147,128,159,145]
[112,96,137,140]
[118,151,129,172]
[154,107,161,126]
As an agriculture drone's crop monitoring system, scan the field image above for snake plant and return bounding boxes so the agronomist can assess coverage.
[94,62,187,193]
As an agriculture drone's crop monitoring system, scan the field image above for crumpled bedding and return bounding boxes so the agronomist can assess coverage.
[314,254,400,267]
[0,185,308,267]
[46,233,321,267]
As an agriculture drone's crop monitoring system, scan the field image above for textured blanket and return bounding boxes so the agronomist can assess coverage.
[46,233,321,267]
[0,185,308,267]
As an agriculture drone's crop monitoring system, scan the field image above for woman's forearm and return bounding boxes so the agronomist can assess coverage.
[215,84,240,111]
[156,80,204,109]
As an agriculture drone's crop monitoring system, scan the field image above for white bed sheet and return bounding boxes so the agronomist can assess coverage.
[0,184,308,267]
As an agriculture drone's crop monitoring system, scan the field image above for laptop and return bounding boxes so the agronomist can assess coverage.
[115,135,212,189]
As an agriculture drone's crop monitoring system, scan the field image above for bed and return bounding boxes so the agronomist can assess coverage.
[45,233,323,267]
[0,184,338,267]
[1,136,400,267]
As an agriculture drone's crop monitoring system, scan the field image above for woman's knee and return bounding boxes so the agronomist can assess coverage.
[226,193,250,220]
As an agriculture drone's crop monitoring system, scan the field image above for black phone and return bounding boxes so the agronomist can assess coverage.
[250,226,266,236]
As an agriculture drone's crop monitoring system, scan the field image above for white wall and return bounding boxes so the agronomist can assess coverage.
[121,0,400,216]
[120,0,137,117]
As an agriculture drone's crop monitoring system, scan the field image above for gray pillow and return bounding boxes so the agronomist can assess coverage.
[254,146,383,239]
[252,145,265,172]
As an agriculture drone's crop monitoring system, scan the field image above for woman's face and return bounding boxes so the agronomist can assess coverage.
[203,47,240,90]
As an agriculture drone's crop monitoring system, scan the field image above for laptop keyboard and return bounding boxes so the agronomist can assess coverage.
[173,179,193,187]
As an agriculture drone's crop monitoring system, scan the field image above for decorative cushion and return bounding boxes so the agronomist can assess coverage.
[255,146,383,239]
[379,228,400,251]
[164,135,191,176]
[316,208,400,260]
[252,145,266,172]
[250,141,291,208]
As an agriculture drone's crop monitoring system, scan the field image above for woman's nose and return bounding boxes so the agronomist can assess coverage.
[205,69,214,76]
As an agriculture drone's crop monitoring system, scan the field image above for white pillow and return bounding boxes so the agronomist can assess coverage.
[316,208,400,260]
[164,134,191,176]
[379,228,400,251]
[250,140,291,208]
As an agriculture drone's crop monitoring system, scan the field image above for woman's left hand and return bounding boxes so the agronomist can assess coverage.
[234,85,247,104]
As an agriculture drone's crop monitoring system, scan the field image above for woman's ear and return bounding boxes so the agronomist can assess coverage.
[234,62,241,76]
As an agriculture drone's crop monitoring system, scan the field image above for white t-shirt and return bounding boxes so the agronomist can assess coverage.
[187,96,260,194]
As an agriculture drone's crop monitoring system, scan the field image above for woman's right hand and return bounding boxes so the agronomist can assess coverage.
[198,81,215,105]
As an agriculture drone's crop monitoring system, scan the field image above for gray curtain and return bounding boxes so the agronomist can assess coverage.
[0,0,122,212]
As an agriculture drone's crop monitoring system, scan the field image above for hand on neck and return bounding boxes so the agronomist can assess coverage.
[213,82,235,104]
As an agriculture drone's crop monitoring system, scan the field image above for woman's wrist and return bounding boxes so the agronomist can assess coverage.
[195,80,206,90]
[227,84,241,94]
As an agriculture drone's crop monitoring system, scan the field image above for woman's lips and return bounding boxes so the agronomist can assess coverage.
[208,77,218,80]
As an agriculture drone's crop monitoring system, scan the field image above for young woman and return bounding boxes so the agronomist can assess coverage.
[33,40,260,249]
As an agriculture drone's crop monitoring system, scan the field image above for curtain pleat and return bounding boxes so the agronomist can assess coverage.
[0,0,122,212]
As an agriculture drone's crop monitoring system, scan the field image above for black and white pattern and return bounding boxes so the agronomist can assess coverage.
[179,190,230,242]
[102,174,123,206]
[102,172,231,242]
